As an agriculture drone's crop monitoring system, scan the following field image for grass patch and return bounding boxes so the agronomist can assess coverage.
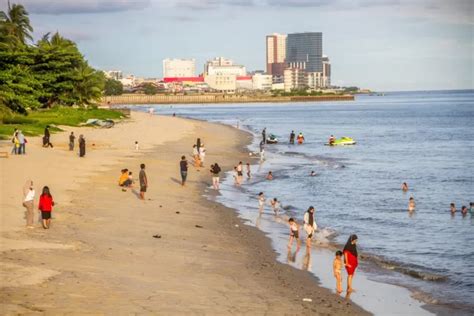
[0,107,123,139]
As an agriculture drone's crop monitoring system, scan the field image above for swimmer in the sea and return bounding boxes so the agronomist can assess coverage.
[310,171,316,177]
[266,171,273,180]
[408,197,416,212]
[461,206,468,216]
[450,203,456,214]
[271,198,280,214]
[401,182,408,192]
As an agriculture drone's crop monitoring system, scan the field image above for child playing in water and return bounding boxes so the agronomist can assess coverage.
[288,218,301,250]
[408,197,416,212]
[258,192,265,213]
[450,203,456,214]
[270,198,280,214]
[333,250,343,294]
[266,171,273,180]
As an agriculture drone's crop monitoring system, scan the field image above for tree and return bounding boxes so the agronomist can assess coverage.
[104,78,123,96]
[143,83,158,95]
[73,63,105,107]
[0,2,33,48]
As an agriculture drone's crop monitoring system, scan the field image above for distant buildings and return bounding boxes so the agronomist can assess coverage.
[266,33,287,82]
[163,58,196,78]
[286,32,323,72]
[204,57,246,76]
[104,70,123,81]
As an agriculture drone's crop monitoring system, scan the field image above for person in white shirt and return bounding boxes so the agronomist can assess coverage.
[22,180,35,228]
[304,206,318,249]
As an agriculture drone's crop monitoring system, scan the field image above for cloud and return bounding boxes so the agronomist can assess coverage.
[2,0,151,15]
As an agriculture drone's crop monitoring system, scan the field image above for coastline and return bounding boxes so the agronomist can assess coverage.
[0,112,368,315]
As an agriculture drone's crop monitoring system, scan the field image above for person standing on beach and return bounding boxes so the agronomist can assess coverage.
[199,144,206,166]
[135,141,139,151]
[343,234,359,293]
[43,126,53,148]
[17,130,26,154]
[38,186,54,229]
[210,163,221,190]
[288,218,301,250]
[333,251,343,294]
[180,156,188,186]
[78,135,86,157]
[303,206,318,249]
[148,107,154,116]
[10,128,18,154]
[139,164,148,200]
[196,138,201,154]
[262,128,266,144]
[289,130,295,144]
[258,192,265,213]
[22,180,35,228]
[69,132,75,151]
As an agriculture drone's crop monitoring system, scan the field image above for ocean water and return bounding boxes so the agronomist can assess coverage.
[133,90,474,313]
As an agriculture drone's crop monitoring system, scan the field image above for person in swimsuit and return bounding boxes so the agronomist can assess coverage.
[450,203,456,214]
[310,171,316,177]
[288,218,301,249]
[266,171,273,180]
[470,202,474,215]
[236,162,243,185]
[246,163,251,179]
[401,182,408,192]
[333,250,343,294]
[343,234,358,293]
[270,198,280,214]
[461,206,468,216]
[303,206,317,249]
[408,197,416,212]
[258,192,265,213]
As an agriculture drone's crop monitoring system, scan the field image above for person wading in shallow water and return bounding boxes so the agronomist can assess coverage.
[343,234,359,293]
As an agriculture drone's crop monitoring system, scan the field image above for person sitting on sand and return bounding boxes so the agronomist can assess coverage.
[38,186,54,229]
[401,182,408,192]
[343,234,359,293]
[408,197,416,212]
[461,206,468,216]
[119,169,129,186]
[266,171,273,180]
[450,203,456,214]
[288,218,301,250]
[303,206,317,249]
[310,171,316,177]
[270,198,280,214]
[125,171,133,187]
[258,192,265,213]
[333,250,343,294]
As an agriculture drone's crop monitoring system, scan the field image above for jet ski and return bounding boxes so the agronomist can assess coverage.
[326,137,356,146]
[266,134,278,144]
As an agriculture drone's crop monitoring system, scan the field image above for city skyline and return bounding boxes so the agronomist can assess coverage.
[2,0,472,91]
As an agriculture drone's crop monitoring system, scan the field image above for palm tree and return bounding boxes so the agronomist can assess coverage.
[0,1,33,46]
[73,63,105,107]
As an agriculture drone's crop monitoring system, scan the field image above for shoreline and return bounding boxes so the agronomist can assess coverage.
[0,112,368,314]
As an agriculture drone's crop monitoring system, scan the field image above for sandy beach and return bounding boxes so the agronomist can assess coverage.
[0,112,368,315]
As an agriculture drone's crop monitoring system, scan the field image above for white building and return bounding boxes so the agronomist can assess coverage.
[252,73,272,90]
[163,58,196,78]
[322,56,331,88]
[205,57,246,76]
[306,72,324,89]
[283,68,306,92]
[204,74,237,93]
[104,70,123,80]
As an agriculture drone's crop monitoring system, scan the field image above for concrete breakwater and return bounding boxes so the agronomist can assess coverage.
[102,94,354,105]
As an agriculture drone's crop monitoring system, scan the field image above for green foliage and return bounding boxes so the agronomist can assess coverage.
[104,78,123,96]
[0,4,106,113]
[143,83,158,95]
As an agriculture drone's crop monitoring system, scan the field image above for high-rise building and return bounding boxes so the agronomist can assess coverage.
[322,56,331,87]
[266,33,287,79]
[163,58,196,78]
[286,32,323,73]
[204,57,246,76]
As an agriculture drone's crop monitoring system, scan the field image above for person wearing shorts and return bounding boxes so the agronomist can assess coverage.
[139,163,147,200]
[180,156,188,186]
[210,163,221,190]
[303,206,317,249]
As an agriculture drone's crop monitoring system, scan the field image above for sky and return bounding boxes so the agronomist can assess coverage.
[2,0,473,91]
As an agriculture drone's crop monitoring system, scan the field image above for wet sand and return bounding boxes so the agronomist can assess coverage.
[0,112,368,315]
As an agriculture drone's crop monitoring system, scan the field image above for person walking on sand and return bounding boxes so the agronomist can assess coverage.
[199,144,206,166]
[38,186,54,229]
[304,206,318,249]
[78,135,86,157]
[12,131,19,155]
[17,130,26,155]
[258,192,265,213]
[333,250,343,294]
[288,218,301,250]
[343,234,359,293]
[69,132,75,151]
[10,128,18,154]
[289,130,295,145]
[180,156,188,186]
[43,126,53,148]
[23,180,35,228]
[210,163,221,190]
[135,141,139,151]
[139,163,148,200]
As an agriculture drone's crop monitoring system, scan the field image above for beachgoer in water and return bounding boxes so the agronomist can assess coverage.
[461,206,468,216]
[139,163,147,200]
[258,192,265,213]
[262,128,266,144]
[233,167,239,185]
[303,206,317,249]
[329,135,335,146]
[266,171,273,180]
[38,186,54,229]
[289,130,295,144]
[297,133,305,144]
[210,163,221,190]
[246,163,251,179]
[78,135,86,157]
[408,197,416,212]
[343,234,359,293]
[270,198,280,214]
[450,203,456,214]
[199,144,206,166]
[333,250,343,294]
[69,132,75,151]
[310,171,316,177]
[180,156,188,186]
[259,140,265,162]
[236,161,243,185]
[288,218,301,250]
[23,180,35,228]
[470,202,474,215]
[135,141,139,151]
[401,182,408,192]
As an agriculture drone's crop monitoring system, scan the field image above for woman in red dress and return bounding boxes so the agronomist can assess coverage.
[38,186,54,229]
[343,234,358,293]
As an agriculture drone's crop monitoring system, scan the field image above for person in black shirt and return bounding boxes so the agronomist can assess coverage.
[210,163,222,190]
[69,132,75,151]
[180,155,188,186]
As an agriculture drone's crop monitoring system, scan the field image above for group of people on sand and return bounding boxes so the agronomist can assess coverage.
[22,181,55,229]
[10,129,27,155]
[118,164,148,199]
